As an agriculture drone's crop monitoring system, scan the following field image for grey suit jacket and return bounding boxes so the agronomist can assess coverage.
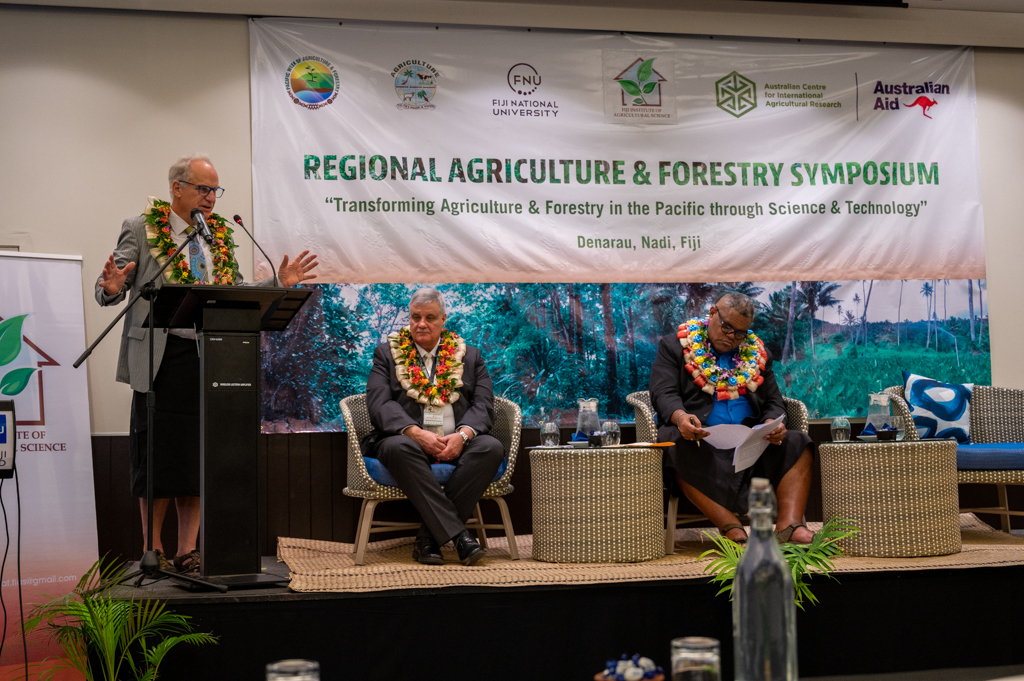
[95,214,273,392]
[360,341,495,456]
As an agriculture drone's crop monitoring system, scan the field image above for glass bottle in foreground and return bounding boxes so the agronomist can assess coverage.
[732,477,797,681]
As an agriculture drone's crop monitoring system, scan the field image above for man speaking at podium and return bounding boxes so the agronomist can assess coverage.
[95,154,318,573]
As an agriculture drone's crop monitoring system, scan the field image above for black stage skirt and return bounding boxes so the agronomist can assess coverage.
[129,334,201,498]
[658,423,812,515]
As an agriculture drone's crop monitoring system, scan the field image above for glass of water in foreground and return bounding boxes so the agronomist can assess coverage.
[540,420,560,447]
[267,659,319,681]
[601,421,621,446]
[671,637,720,681]
[830,415,851,442]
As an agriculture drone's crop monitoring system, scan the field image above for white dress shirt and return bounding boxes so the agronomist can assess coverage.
[166,210,215,340]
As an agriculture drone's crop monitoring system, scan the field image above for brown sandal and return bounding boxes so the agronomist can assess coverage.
[776,523,813,545]
[719,523,748,545]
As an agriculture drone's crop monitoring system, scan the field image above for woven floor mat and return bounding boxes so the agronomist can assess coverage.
[278,514,1024,593]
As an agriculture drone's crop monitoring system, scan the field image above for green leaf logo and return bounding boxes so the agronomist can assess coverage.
[0,315,28,367]
[637,58,654,83]
[642,82,658,94]
[633,98,644,105]
[618,79,642,97]
[1,367,35,396]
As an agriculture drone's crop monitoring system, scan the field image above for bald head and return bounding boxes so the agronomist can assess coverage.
[716,292,755,319]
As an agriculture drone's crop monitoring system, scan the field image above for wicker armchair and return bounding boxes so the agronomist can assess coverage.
[625,390,810,555]
[885,384,1024,531]
[340,394,522,564]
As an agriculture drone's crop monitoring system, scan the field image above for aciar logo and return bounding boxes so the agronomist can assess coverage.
[716,71,757,118]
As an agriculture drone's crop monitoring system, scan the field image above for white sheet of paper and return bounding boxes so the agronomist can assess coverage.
[732,414,787,473]
[700,424,753,449]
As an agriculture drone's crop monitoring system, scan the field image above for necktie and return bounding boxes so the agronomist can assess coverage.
[185,228,209,283]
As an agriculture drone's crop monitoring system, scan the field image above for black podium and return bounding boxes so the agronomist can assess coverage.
[151,284,311,586]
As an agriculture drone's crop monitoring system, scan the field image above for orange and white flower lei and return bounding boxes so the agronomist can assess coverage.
[677,317,767,401]
[388,327,466,406]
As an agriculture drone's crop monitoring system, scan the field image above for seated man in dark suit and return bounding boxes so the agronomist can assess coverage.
[361,288,505,565]
[649,292,814,544]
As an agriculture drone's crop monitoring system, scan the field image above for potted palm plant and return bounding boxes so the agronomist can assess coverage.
[23,557,216,680]
[700,517,860,607]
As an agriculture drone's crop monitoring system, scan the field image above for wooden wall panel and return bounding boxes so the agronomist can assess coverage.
[90,427,1022,563]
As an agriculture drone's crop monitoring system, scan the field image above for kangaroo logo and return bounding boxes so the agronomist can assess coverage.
[905,96,938,119]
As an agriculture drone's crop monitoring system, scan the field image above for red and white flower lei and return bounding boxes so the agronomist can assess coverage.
[388,327,466,406]
[677,317,767,401]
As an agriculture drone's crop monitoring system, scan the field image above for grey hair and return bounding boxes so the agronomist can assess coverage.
[410,287,447,316]
[717,292,755,318]
[168,153,213,194]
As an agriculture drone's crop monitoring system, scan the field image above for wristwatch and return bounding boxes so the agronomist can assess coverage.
[458,429,471,445]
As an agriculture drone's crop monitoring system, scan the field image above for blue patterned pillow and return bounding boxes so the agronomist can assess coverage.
[902,371,972,443]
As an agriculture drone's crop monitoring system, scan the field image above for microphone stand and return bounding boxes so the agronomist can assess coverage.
[76,226,227,593]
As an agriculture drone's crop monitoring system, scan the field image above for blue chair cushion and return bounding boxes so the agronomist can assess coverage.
[903,371,973,444]
[364,456,507,487]
[956,443,1024,470]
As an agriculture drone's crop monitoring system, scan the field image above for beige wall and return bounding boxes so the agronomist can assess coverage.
[976,48,1024,390]
[1,5,1022,433]
[0,6,253,434]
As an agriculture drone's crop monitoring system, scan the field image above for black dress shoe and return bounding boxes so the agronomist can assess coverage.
[412,535,444,565]
[453,530,485,566]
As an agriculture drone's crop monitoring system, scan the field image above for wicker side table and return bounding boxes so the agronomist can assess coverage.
[530,447,664,563]
[819,440,961,558]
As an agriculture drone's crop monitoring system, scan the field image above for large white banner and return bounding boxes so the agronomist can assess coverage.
[0,253,97,666]
[250,20,982,284]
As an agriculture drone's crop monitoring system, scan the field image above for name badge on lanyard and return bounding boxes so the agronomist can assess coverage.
[423,404,445,427]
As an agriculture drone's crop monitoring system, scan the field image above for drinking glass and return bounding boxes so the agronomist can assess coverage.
[890,415,907,441]
[540,420,560,447]
[830,416,851,442]
[266,660,320,681]
[601,421,621,446]
[671,637,720,681]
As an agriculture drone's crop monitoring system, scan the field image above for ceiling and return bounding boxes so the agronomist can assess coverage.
[3,0,1024,47]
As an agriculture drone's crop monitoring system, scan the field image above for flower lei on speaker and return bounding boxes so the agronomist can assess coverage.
[388,327,466,406]
[677,317,767,401]
[143,197,240,285]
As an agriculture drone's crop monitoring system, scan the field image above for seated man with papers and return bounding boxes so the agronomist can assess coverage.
[649,293,814,544]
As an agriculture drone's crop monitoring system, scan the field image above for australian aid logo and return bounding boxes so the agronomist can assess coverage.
[873,79,949,119]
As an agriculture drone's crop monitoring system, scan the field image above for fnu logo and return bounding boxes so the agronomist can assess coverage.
[873,80,948,118]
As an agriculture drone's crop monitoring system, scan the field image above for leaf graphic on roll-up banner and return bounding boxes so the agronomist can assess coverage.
[637,58,654,83]
[642,82,658,94]
[1,367,35,396]
[618,79,641,96]
[0,315,28,367]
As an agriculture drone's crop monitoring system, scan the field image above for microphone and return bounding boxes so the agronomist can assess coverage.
[190,208,214,244]
[233,215,279,287]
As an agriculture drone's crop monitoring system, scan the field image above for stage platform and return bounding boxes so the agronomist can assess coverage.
[108,515,1024,681]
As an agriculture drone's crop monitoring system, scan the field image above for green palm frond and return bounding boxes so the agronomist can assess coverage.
[24,556,218,681]
[700,517,860,608]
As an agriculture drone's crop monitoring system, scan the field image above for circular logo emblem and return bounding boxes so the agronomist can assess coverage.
[286,57,339,110]
[212,382,219,388]
[393,62,438,110]
[507,63,540,95]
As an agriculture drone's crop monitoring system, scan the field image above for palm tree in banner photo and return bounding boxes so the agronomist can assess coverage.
[897,280,905,346]
[400,69,414,85]
[783,281,798,362]
[814,281,841,347]
[921,281,934,349]
[967,279,976,341]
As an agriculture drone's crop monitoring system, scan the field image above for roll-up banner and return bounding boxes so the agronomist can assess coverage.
[0,252,98,668]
